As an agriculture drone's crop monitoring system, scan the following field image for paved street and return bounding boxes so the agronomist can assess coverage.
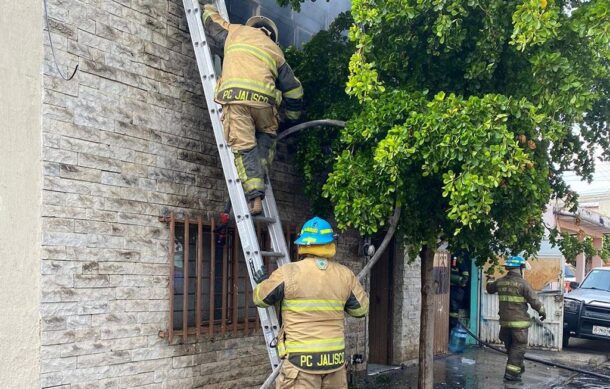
[355,339,610,388]
[549,338,610,389]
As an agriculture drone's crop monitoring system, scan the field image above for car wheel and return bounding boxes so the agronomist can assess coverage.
[562,333,570,348]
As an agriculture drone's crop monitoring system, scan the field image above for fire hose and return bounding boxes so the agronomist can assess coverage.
[277,119,346,141]
[458,320,610,381]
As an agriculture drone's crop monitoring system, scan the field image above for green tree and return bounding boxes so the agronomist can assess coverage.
[602,235,610,262]
[282,0,609,387]
[550,231,610,265]
[275,0,322,12]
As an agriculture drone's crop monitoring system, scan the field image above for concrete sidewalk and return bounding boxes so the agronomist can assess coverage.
[355,339,609,388]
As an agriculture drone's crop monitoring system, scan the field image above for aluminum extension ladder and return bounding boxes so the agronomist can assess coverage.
[182,0,289,370]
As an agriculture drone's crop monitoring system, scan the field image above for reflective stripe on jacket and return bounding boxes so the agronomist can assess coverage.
[486,270,544,329]
[253,256,369,374]
[202,6,303,118]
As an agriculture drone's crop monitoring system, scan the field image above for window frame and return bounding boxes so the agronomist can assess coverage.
[161,212,298,343]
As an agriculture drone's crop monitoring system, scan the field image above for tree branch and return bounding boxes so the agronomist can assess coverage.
[358,206,402,281]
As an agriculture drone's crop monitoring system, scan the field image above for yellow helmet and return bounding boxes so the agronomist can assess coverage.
[246,15,279,44]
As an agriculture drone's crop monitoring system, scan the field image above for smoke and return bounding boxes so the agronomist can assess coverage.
[293,0,351,33]
[227,0,351,48]
[288,0,351,47]
[298,0,351,24]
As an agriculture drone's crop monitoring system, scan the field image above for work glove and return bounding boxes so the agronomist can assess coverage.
[253,268,268,284]
[203,4,218,12]
[539,310,546,322]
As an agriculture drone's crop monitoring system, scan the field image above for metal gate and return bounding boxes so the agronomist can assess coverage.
[480,256,564,351]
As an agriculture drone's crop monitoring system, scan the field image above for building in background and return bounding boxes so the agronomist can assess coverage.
[561,161,610,277]
[563,161,610,208]
[551,204,610,281]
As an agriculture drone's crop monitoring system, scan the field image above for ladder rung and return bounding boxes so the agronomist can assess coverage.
[261,251,284,258]
[253,216,276,224]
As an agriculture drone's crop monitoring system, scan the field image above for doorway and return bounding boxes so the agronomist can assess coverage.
[368,239,395,365]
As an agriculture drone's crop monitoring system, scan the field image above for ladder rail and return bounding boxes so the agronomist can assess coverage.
[182,0,291,370]
[263,186,291,266]
[213,0,229,21]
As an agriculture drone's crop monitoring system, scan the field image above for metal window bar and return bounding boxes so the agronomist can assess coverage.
[182,215,190,343]
[196,216,203,337]
[160,214,296,342]
[221,237,228,336]
[209,216,215,338]
[232,228,239,335]
[168,213,176,343]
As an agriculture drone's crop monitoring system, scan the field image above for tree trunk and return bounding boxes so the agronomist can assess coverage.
[418,245,435,389]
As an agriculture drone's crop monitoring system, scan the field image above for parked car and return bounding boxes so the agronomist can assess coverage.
[563,267,610,347]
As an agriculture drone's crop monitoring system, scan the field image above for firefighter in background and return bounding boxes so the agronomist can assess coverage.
[202,5,304,215]
[486,256,546,382]
[449,255,469,329]
[252,217,369,388]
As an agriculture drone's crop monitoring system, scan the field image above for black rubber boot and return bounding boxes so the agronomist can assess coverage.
[504,373,522,382]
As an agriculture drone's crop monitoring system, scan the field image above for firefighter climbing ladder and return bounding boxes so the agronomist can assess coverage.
[182,0,289,370]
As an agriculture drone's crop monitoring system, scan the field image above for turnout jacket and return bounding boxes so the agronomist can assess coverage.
[202,6,304,120]
[253,256,369,374]
[486,270,545,329]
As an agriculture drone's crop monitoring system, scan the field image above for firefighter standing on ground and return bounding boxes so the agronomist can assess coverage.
[486,256,546,382]
[253,217,369,388]
[202,5,304,215]
[449,255,469,329]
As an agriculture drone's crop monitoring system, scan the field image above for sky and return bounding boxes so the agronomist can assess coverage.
[563,161,610,195]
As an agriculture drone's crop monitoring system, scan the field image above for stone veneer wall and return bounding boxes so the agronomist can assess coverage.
[392,247,421,364]
[40,1,365,388]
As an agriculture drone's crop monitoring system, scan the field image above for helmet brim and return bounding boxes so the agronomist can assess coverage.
[294,233,334,246]
[245,16,279,43]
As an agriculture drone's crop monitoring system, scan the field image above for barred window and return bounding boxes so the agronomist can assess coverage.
[162,213,298,342]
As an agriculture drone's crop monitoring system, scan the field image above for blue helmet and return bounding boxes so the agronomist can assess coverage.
[294,217,335,246]
[505,256,526,268]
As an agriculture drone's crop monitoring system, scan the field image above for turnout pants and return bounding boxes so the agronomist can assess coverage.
[449,285,465,327]
[499,327,528,378]
[276,360,348,389]
[221,104,278,200]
